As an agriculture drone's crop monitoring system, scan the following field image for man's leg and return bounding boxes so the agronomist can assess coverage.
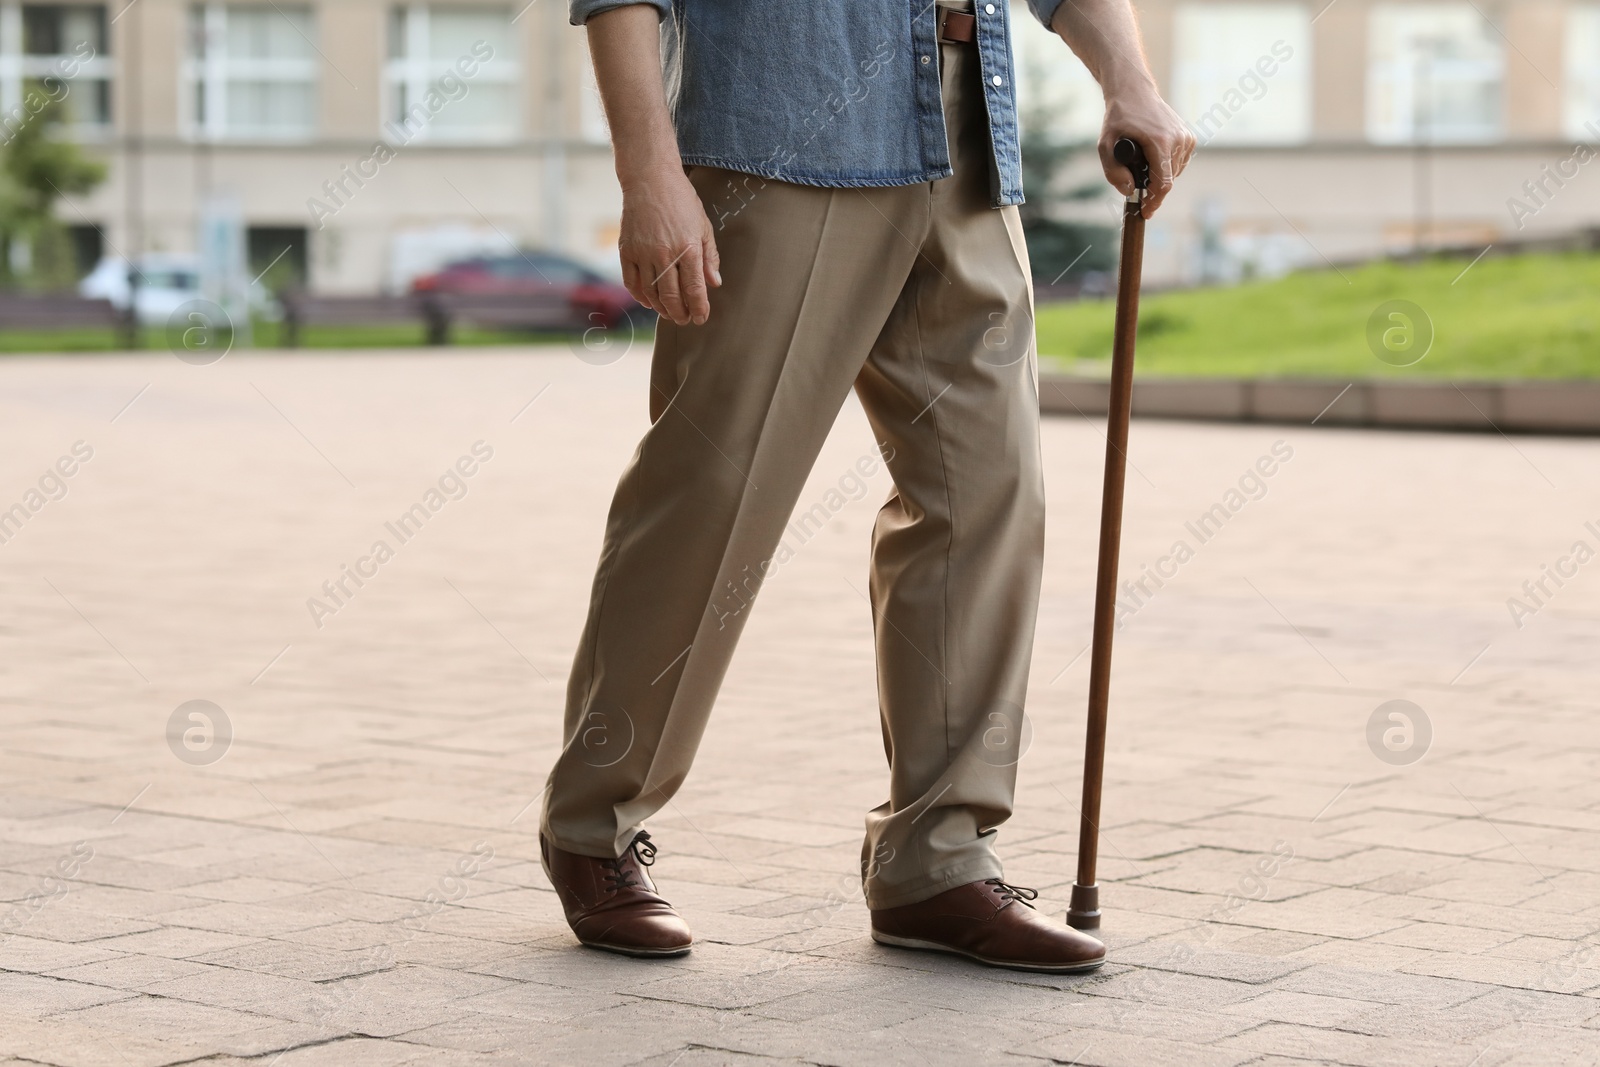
[542,169,930,862]
[854,40,1045,911]
[849,38,1103,974]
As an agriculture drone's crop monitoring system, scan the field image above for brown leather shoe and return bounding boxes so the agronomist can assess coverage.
[871,879,1106,973]
[540,830,692,957]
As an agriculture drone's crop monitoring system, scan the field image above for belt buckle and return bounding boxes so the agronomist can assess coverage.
[937,8,974,45]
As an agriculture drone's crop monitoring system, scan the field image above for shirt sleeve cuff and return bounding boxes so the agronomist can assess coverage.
[1027,0,1066,31]
[569,0,671,27]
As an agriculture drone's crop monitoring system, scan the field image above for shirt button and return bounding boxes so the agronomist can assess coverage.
[992,75,1003,86]
[921,54,931,65]
[985,3,995,11]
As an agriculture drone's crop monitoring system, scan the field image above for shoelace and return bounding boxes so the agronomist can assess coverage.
[985,878,1039,909]
[599,830,658,892]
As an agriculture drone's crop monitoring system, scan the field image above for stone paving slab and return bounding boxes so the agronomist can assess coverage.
[2,347,1599,1065]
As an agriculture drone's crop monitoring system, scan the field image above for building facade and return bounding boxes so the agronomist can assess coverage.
[10,0,1600,291]
[1018,0,1600,284]
[9,0,614,292]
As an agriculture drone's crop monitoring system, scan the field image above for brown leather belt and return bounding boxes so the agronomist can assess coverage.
[937,9,977,45]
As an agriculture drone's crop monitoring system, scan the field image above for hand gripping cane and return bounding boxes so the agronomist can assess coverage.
[1066,138,1151,933]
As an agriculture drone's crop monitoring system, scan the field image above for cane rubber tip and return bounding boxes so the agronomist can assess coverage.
[1067,883,1101,931]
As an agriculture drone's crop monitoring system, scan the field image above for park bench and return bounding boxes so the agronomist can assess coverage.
[417,291,584,344]
[278,292,428,348]
[0,293,136,348]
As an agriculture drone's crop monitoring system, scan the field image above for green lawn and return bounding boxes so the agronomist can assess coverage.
[1036,252,1600,380]
[6,252,1597,379]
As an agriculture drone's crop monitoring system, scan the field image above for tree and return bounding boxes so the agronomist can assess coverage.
[0,91,106,289]
[1017,97,1115,287]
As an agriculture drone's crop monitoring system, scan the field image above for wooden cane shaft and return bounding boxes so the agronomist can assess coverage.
[1075,199,1145,890]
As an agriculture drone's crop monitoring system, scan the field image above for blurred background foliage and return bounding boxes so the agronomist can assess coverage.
[0,93,106,290]
[1017,103,1115,287]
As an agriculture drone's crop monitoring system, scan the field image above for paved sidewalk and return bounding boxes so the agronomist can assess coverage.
[1,347,1598,1067]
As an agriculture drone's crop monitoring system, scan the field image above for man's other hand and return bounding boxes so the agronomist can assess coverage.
[587,4,721,326]
[619,166,721,327]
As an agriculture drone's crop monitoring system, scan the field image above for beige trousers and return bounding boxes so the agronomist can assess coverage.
[542,42,1044,910]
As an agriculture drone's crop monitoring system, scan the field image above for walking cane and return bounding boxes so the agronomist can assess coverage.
[1066,138,1151,933]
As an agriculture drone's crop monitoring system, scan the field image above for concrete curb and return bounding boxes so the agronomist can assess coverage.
[1038,375,1600,435]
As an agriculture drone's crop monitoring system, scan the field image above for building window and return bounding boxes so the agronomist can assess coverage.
[247,225,306,290]
[1367,3,1504,144]
[66,220,101,275]
[1172,3,1311,146]
[183,4,317,142]
[384,5,517,144]
[0,3,112,134]
[1567,4,1600,140]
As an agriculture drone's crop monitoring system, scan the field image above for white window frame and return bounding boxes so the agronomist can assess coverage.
[0,2,114,138]
[1367,2,1505,145]
[383,4,519,145]
[1171,2,1313,147]
[1566,4,1600,141]
[182,2,319,143]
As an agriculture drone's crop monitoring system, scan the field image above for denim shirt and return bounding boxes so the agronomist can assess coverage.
[570,0,1069,208]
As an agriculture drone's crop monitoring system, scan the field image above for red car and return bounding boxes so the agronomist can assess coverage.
[411,251,644,332]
